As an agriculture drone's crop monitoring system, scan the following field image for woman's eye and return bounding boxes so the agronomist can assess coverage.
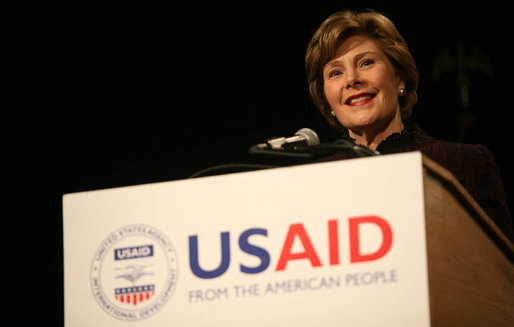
[329,70,342,77]
[361,59,375,67]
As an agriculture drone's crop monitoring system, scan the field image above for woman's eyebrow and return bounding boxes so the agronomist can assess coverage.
[353,51,378,62]
[325,51,379,69]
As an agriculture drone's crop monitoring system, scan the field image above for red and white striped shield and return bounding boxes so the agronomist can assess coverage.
[114,284,155,306]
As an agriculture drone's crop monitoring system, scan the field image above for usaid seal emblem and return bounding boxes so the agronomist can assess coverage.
[90,224,178,321]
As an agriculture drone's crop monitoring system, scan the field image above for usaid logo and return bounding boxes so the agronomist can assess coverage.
[90,224,178,321]
[114,245,154,261]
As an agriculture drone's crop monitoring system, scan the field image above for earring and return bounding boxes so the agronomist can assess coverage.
[330,110,336,116]
[399,88,407,96]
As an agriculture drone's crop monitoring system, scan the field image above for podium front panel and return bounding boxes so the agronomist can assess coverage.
[63,151,430,326]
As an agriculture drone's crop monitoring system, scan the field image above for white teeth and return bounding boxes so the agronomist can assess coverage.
[348,95,373,104]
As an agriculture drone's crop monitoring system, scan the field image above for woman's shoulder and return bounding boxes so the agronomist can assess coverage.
[420,137,492,165]
[401,126,496,187]
[381,120,493,163]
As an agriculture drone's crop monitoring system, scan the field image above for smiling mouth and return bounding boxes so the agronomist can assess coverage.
[345,93,376,106]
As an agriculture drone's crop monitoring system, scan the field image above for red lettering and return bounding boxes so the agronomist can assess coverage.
[349,216,393,263]
[328,219,339,265]
[275,223,322,271]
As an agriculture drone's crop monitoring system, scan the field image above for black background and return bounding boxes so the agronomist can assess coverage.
[8,0,513,325]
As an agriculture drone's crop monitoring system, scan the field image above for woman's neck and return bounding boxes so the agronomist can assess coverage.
[349,118,404,151]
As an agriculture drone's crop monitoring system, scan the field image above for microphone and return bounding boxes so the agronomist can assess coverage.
[255,128,320,150]
[249,127,379,159]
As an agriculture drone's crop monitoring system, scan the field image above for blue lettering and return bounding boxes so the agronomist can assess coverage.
[189,232,230,279]
[114,245,153,260]
[239,228,270,274]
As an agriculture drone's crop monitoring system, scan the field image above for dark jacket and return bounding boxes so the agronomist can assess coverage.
[317,120,513,242]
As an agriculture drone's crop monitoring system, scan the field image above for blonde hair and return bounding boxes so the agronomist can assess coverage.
[305,9,419,131]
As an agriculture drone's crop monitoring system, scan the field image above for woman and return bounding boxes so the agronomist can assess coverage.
[305,9,513,241]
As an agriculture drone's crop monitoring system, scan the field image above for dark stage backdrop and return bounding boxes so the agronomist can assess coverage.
[8,1,513,325]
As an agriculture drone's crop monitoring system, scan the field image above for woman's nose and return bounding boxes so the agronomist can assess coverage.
[345,69,361,89]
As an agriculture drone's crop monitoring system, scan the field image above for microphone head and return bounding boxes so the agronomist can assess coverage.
[295,128,320,146]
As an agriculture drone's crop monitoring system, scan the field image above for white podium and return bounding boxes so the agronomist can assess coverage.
[63,151,513,326]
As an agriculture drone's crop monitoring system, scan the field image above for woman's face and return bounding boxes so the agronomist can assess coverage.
[323,35,405,134]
